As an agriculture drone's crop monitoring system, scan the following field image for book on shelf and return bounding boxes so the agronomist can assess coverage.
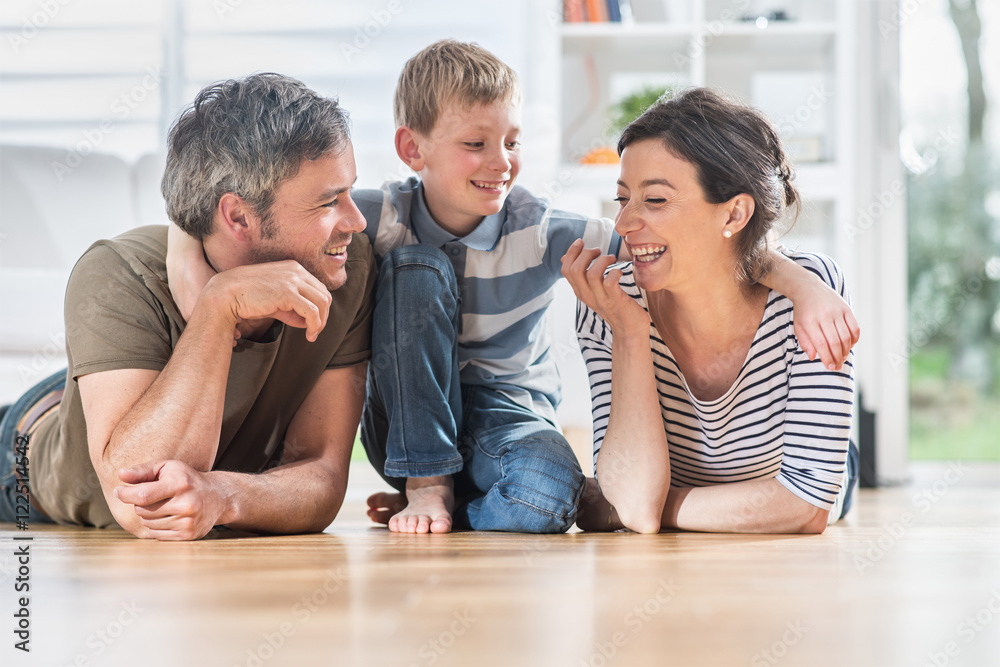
[564,0,631,23]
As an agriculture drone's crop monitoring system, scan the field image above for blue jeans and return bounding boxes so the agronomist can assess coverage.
[840,439,860,520]
[360,245,584,533]
[0,370,64,524]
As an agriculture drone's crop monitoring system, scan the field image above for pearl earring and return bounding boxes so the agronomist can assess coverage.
[723,230,733,238]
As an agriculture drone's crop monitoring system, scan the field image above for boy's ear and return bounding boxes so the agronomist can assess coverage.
[721,193,755,237]
[394,126,425,171]
[216,193,257,242]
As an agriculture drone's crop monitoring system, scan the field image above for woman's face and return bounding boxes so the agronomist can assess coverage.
[614,138,730,293]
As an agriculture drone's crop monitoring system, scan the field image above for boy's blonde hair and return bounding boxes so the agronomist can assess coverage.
[393,39,522,135]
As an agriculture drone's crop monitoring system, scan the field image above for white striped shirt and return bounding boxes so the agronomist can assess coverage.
[576,250,855,510]
[353,177,620,423]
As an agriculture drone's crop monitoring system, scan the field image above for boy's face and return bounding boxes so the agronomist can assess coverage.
[412,99,522,235]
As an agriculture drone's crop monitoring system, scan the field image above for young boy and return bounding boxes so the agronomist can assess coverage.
[168,40,858,535]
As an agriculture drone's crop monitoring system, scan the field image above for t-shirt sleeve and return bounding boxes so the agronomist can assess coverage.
[542,211,621,275]
[325,249,376,369]
[774,251,856,511]
[65,243,173,379]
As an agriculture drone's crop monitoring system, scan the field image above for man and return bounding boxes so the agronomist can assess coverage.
[0,73,374,540]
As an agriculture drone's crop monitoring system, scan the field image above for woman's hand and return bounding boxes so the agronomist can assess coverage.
[561,239,650,337]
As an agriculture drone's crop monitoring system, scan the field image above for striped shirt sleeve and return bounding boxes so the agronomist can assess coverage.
[773,250,855,509]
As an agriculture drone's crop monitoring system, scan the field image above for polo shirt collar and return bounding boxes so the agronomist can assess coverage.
[411,184,505,251]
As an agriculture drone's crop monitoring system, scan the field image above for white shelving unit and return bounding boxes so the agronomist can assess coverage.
[547,0,910,484]
[555,0,853,262]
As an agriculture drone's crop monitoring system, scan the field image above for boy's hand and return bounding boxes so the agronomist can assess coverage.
[561,239,650,338]
[792,280,860,370]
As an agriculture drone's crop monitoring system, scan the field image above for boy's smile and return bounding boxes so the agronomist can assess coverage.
[403,100,522,237]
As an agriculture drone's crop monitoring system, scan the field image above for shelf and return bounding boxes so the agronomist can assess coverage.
[708,21,836,37]
[560,22,694,37]
[560,20,835,38]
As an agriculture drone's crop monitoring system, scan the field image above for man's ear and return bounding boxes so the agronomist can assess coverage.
[721,193,756,237]
[216,193,256,242]
[394,126,425,171]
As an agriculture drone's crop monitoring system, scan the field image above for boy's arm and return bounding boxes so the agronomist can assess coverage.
[759,250,860,370]
[167,222,217,322]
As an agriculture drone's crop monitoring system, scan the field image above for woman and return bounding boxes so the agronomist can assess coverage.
[561,88,859,534]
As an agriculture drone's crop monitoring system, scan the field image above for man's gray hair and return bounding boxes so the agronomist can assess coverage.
[161,73,351,239]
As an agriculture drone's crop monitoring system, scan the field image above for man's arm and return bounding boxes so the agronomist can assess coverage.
[113,364,366,539]
[82,260,333,538]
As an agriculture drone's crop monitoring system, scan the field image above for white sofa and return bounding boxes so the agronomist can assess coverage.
[0,145,169,403]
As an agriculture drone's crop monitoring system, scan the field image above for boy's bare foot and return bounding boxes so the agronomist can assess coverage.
[366,475,454,534]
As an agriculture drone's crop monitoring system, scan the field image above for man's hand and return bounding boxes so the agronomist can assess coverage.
[114,460,232,541]
[201,261,333,343]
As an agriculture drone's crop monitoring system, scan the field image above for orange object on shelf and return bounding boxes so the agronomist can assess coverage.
[579,146,620,164]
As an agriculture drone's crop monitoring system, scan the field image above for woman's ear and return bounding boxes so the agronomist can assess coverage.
[722,193,756,237]
[394,126,425,171]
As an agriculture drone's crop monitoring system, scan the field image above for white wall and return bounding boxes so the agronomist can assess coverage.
[0,0,591,420]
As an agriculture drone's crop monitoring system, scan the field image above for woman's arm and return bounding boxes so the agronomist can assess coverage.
[758,249,860,370]
[661,479,829,534]
[662,295,855,534]
[562,241,669,534]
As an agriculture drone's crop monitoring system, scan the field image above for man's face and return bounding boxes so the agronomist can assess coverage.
[249,146,366,291]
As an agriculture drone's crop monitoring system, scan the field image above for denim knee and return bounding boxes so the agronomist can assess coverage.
[378,244,457,292]
[494,437,586,533]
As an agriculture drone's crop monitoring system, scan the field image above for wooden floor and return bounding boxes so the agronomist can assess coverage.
[2,462,999,667]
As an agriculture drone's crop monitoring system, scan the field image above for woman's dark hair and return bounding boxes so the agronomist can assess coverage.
[618,87,798,284]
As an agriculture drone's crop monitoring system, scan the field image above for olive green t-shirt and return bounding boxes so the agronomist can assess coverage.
[30,225,375,528]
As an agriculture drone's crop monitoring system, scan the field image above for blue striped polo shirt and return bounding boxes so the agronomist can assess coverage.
[353,177,620,423]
